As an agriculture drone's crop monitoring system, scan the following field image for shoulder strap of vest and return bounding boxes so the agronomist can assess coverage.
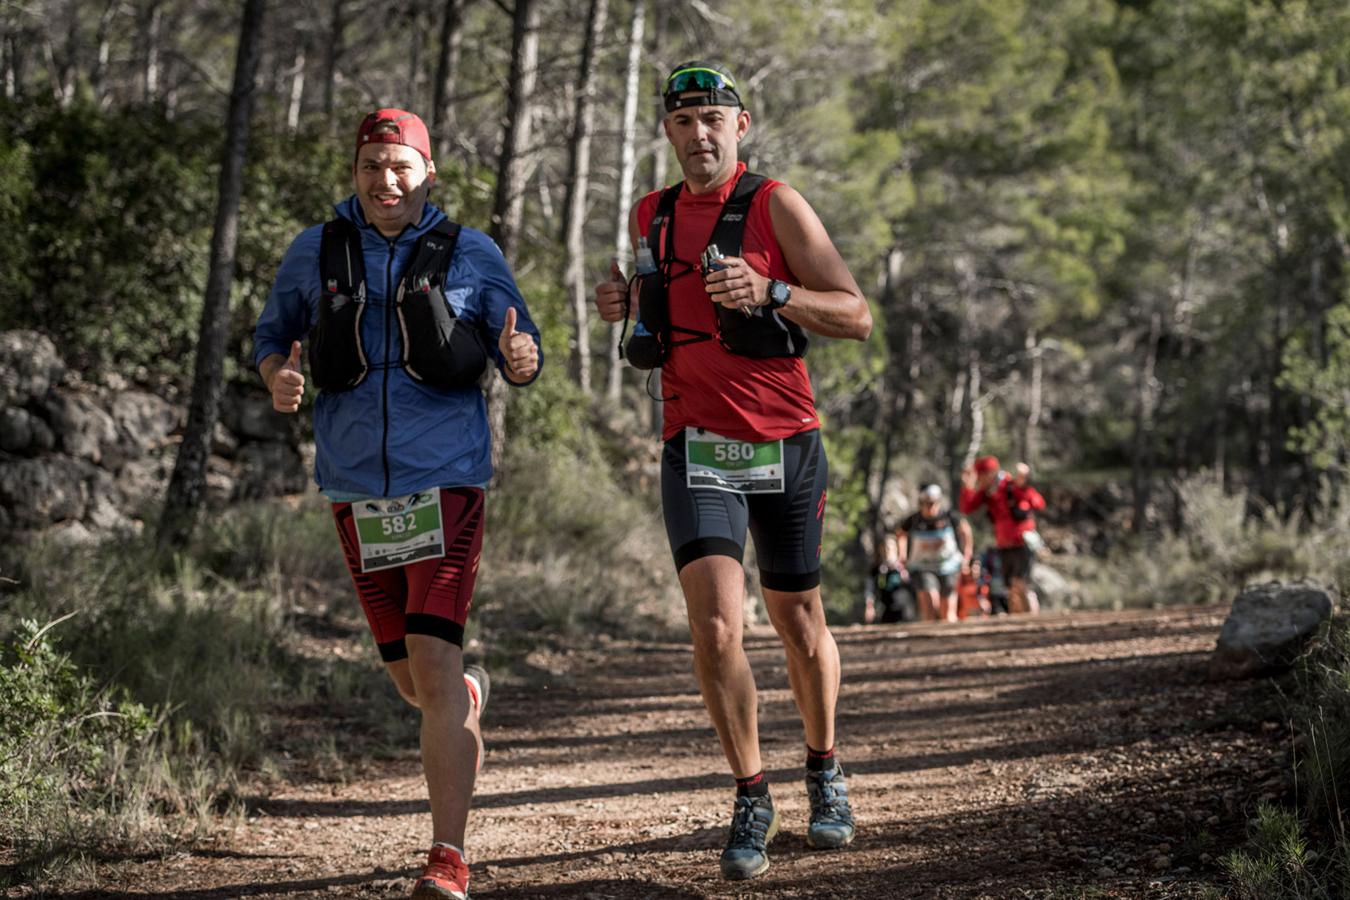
[320,218,365,299]
[404,220,463,291]
[650,183,683,266]
[708,171,766,258]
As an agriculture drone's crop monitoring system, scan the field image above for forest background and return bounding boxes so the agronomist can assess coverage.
[1,0,1349,892]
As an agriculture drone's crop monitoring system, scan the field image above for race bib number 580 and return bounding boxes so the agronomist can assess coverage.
[685,427,785,494]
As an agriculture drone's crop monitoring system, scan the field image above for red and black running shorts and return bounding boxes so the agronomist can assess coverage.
[332,487,484,662]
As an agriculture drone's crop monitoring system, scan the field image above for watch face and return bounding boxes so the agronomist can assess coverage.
[770,281,790,305]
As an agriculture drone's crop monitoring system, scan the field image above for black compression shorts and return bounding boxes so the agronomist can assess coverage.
[661,428,827,592]
[999,545,1036,583]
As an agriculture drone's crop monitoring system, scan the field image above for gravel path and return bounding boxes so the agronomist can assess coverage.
[50,605,1287,899]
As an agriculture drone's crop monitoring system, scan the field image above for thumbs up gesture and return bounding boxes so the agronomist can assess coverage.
[499,306,539,384]
[594,258,631,323]
[268,340,305,413]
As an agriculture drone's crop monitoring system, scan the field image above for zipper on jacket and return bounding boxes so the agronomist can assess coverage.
[381,238,396,497]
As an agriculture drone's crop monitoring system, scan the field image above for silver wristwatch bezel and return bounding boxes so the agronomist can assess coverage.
[768,279,792,309]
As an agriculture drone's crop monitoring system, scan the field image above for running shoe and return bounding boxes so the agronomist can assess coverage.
[805,762,855,849]
[411,845,469,900]
[463,665,490,717]
[719,793,780,880]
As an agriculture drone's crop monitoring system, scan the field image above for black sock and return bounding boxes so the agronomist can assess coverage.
[735,770,769,798]
[806,745,836,772]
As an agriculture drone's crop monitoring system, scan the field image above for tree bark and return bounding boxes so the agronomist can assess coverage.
[140,0,162,102]
[1130,311,1161,534]
[486,0,540,474]
[157,0,266,551]
[321,0,344,116]
[605,0,645,405]
[1023,329,1042,468]
[430,0,469,156]
[91,0,118,108]
[286,40,306,132]
[560,0,609,397]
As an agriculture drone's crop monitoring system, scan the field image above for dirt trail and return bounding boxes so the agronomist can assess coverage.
[58,606,1288,899]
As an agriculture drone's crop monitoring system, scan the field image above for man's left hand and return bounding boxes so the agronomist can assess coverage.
[703,255,769,313]
[499,307,538,383]
[1014,462,1030,487]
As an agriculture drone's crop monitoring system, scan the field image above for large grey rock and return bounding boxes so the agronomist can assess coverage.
[1211,582,1335,679]
[44,392,119,464]
[110,390,179,455]
[0,331,65,407]
[0,456,94,527]
[233,442,309,499]
[118,455,173,510]
[0,407,34,453]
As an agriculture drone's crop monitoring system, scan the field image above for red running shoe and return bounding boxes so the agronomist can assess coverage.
[411,845,469,899]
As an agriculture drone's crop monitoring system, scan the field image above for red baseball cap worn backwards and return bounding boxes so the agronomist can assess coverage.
[355,109,432,162]
[974,455,1000,475]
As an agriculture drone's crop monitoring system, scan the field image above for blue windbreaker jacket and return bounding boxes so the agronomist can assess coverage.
[252,198,542,497]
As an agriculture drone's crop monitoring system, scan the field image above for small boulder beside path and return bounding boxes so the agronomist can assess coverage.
[1210,581,1335,679]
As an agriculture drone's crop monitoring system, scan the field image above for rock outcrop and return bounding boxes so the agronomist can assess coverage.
[0,330,313,542]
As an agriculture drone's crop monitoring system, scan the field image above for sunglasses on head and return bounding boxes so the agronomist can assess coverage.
[663,67,741,112]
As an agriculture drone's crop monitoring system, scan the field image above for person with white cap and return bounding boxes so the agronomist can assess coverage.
[896,483,973,622]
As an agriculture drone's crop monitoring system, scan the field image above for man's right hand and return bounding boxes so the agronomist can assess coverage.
[594,259,631,323]
[267,341,305,413]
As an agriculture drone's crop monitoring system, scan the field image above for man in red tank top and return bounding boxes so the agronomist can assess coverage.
[595,60,872,881]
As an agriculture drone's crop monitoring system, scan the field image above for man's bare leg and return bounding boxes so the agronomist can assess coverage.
[679,555,762,778]
[762,586,839,752]
[404,635,481,847]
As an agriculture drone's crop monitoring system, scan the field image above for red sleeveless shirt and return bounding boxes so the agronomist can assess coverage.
[635,163,820,442]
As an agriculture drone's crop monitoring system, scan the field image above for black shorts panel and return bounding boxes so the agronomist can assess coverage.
[999,546,1035,582]
[662,429,827,584]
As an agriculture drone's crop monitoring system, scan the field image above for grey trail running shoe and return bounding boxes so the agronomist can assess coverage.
[719,793,780,880]
[806,763,856,849]
[463,664,490,717]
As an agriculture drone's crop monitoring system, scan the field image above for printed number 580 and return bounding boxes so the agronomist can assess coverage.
[381,513,418,536]
[713,443,754,463]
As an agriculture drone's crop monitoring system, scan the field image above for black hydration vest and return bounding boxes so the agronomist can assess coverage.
[624,171,809,370]
[308,219,489,393]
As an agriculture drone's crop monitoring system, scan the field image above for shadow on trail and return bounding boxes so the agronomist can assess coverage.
[253,729,1127,821]
[52,870,389,899]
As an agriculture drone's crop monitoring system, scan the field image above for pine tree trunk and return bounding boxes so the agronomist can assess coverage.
[321,0,344,116]
[157,0,266,551]
[560,0,609,397]
[431,0,469,156]
[1024,329,1042,468]
[1130,311,1161,534]
[91,0,117,108]
[140,0,162,102]
[605,0,645,405]
[286,41,306,132]
[487,0,540,474]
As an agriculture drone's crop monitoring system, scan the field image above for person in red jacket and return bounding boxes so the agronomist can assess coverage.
[959,455,1046,615]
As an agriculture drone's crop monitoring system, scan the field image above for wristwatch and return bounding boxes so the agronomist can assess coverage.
[767,279,792,310]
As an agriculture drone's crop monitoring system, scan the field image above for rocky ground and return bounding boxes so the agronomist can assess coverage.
[24,605,1289,899]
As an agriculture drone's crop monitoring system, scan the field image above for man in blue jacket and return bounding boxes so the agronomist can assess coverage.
[254,108,541,900]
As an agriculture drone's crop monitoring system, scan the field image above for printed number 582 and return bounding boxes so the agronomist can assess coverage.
[381,513,417,536]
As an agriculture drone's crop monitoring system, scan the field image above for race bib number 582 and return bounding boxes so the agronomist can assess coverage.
[352,491,445,572]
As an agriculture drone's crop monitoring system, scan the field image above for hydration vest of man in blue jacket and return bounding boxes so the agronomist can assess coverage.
[253,108,541,900]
